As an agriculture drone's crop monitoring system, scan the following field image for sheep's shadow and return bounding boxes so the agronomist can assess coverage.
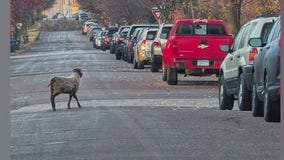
[46,106,93,113]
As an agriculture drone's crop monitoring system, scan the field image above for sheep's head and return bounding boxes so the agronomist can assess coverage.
[72,68,83,78]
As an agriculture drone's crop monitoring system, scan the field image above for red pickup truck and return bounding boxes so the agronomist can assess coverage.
[162,19,234,85]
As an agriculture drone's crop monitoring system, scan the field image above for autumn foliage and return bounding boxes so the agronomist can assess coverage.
[10,0,55,35]
[77,0,280,34]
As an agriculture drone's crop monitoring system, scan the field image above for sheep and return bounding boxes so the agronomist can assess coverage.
[48,68,83,111]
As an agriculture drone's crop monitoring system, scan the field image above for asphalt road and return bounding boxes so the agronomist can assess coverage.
[10,30,280,160]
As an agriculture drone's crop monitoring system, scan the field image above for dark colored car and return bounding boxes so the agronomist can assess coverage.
[100,27,119,51]
[114,28,129,60]
[110,26,130,55]
[123,27,144,62]
[248,16,281,122]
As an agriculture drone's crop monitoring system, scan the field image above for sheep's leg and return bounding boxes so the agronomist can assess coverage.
[73,94,82,108]
[50,95,56,111]
[67,93,72,109]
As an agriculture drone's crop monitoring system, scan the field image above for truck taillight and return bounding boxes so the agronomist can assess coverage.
[249,48,258,63]
[172,39,178,54]
[153,41,161,47]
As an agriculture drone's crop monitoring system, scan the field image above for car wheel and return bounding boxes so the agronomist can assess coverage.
[219,75,234,110]
[137,61,144,69]
[238,73,252,111]
[151,56,159,72]
[264,75,280,122]
[252,83,263,117]
[101,45,106,51]
[162,64,167,81]
[133,55,138,69]
[167,67,177,85]
[93,42,97,48]
[116,52,122,60]
[127,53,133,63]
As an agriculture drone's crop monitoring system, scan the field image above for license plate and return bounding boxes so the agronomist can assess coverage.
[197,60,209,66]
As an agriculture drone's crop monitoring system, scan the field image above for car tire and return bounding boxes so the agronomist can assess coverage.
[133,55,138,69]
[116,52,122,60]
[219,75,234,110]
[137,61,144,69]
[93,42,97,48]
[167,67,177,85]
[238,73,252,111]
[151,56,159,72]
[252,83,263,117]
[127,53,133,63]
[101,45,106,51]
[264,75,280,122]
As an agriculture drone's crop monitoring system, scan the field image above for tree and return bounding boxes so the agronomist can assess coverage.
[10,0,56,38]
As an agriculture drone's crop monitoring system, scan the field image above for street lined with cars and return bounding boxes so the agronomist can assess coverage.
[10,25,280,159]
[80,15,281,123]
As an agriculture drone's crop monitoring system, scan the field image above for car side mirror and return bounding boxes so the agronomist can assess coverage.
[248,38,263,47]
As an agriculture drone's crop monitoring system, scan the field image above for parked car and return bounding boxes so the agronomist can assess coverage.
[133,28,158,69]
[89,27,103,41]
[218,15,277,111]
[82,22,97,35]
[114,28,129,60]
[123,27,144,62]
[248,16,281,122]
[100,27,118,51]
[163,19,234,85]
[93,30,106,49]
[150,23,173,72]
[110,26,130,55]
[124,24,159,63]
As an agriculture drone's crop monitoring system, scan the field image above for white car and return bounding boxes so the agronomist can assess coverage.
[150,24,173,72]
[218,15,277,111]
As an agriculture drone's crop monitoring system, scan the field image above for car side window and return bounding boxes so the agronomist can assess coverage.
[269,19,281,42]
[232,25,246,51]
[160,27,172,39]
[260,22,275,44]
[267,19,280,43]
[238,24,250,49]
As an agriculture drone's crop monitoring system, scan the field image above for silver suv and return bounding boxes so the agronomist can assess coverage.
[218,15,277,111]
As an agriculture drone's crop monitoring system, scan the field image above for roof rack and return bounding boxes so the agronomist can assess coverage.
[255,12,280,18]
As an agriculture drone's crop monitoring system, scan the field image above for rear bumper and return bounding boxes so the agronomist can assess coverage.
[172,58,222,69]
[172,58,222,75]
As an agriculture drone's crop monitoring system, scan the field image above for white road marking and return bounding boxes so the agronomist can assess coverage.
[10,98,231,114]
